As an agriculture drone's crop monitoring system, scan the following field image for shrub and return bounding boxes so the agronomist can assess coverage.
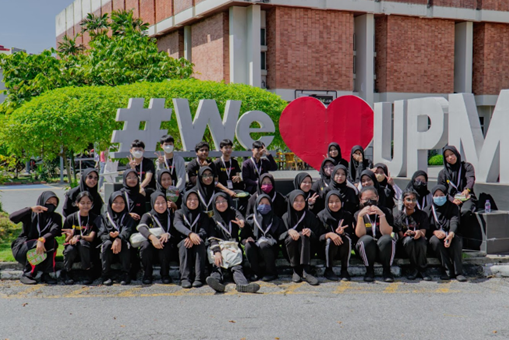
[0,212,20,243]
[428,154,444,165]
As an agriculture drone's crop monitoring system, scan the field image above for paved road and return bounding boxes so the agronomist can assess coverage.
[0,278,508,339]
[0,183,68,215]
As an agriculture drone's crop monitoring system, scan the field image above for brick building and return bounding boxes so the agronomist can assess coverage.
[56,0,509,131]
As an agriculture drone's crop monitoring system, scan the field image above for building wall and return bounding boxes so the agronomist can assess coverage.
[191,12,229,83]
[155,0,173,23]
[266,7,354,91]
[174,0,193,15]
[433,0,477,8]
[375,15,455,93]
[479,0,509,11]
[158,30,184,59]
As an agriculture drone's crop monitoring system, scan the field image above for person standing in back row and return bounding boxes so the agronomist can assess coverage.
[242,141,278,194]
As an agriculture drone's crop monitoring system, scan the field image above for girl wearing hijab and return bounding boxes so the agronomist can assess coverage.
[10,191,62,285]
[246,173,286,218]
[137,191,177,285]
[174,190,210,288]
[425,185,466,282]
[317,191,353,281]
[354,186,396,282]
[63,168,104,218]
[348,145,373,184]
[193,166,216,217]
[373,163,402,211]
[98,191,135,286]
[206,192,260,293]
[242,194,285,282]
[393,190,431,281]
[405,170,432,211]
[120,169,147,222]
[311,158,336,212]
[324,165,359,215]
[156,169,181,210]
[281,190,320,286]
[61,191,99,285]
[358,170,388,209]
[327,142,349,168]
[293,173,320,214]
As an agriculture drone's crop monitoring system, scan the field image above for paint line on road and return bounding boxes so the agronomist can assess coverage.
[335,281,353,294]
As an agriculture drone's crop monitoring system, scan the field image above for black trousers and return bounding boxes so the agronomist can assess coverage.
[355,234,395,268]
[140,240,175,278]
[178,239,206,282]
[244,241,278,277]
[429,235,463,276]
[13,238,57,276]
[323,235,351,268]
[63,240,92,272]
[284,233,311,267]
[101,240,131,277]
[209,265,249,285]
[401,236,427,271]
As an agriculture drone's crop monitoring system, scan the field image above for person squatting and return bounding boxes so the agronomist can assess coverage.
[11,138,480,291]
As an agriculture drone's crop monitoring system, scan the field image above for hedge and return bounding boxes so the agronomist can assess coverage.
[428,154,444,165]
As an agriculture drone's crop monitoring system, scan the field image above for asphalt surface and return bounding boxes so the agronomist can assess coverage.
[0,278,508,339]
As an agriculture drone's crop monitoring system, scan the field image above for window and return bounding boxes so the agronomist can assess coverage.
[261,52,267,70]
[261,28,266,46]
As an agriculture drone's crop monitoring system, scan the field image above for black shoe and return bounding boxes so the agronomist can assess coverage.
[42,273,57,285]
[440,269,451,281]
[340,269,351,282]
[455,274,467,282]
[82,272,93,285]
[292,272,302,283]
[20,274,37,285]
[302,271,319,286]
[236,283,260,293]
[206,277,225,292]
[61,270,74,285]
[364,266,375,282]
[181,279,192,289]
[407,268,419,280]
[192,280,203,288]
[103,277,113,286]
[419,270,432,281]
[383,268,394,283]
[249,274,259,282]
[261,275,277,282]
[324,268,339,281]
[161,276,172,284]
[142,276,152,285]
[120,274,131,285]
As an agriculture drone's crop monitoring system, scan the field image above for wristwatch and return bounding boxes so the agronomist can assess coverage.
[38,237,46,243]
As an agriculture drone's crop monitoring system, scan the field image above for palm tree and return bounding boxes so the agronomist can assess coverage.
[81,13,109,38]
[57,35,84,56]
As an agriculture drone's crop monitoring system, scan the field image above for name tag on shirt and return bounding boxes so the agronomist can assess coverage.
[227,180,233,189]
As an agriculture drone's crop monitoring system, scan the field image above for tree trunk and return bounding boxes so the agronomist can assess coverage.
[70,151,77,184]
[61,150,72,184]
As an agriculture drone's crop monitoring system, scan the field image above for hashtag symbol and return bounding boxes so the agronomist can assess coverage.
[110,98,172,158]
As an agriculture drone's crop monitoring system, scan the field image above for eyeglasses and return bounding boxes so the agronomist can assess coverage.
[404,198,417,203]
[202,174,214,179]
[187,198,199,202]
[154,201,167,205]
[87,175,98,180]
[216,200,228,205]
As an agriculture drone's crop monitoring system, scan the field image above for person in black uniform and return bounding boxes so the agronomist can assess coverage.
[137,191,177,285]
[373,163,402,211]
[281,190,320,286]
[62,168,103,218]
[213,139,243,192]
[324,165,359,215]
[311,158,336,213]
[242,194,285,282]
[241,141,278,194]
[61,191,100,285]
[192,166,217,216]
[156,169,181,211]
[405,170,433,211]
[98,191,135,286]
[425,185,467,282]
[293,173,320,214]
[246,173,286,219]
[128,139,156,196]
[348,145,373,185]
[354,186,396,283]
[393,190,431,281]
[317,190,353,281]
[174,190,210,288]
[206,192,260,293]
[359,170,389,209]
[327,142,349,168]
[10,191,62,285]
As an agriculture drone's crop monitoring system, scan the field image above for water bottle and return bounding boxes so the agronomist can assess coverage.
[485,200,491,213]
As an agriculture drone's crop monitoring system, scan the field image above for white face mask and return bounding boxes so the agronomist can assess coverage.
[131,150,143,159]
[163,145,174,154]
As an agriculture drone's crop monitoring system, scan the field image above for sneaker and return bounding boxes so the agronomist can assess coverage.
[383,268,394,283]
[192,280,203,288]
[181,279,192,289]
[292,272,302,283]
[161,276,172,284]
[120,273,131,285]
[261,275,277,282]
[302,270,319,286]
[20,274,37,285]
[206,276,225,292]
[324,268,339,281]
[407,268,419,280]
[340,269,351,282]
[42,273,57,285]
[236,283,260,293]
[102,277,113,286]
[455,274,467,282]
[440,270,451,281]
[364,266,375,282]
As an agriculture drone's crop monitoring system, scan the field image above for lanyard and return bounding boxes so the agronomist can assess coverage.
[164,156,175,175]
[221,157,232,179]
[431,205,447,232]
[366,214,378,237]
[153,213,171,233]
[251,157,262,177]
[447,167,462,191]
[291,212,306,230]
[254,217,273,236]
[183,214,200,231]
[36,215,53,237]
[416,196,427,210]
[107,212,124,231]
[124,192,133,213]
[197,190,215,211]
[137,161,143,183]
[216,220,232,238]
[77,214,89,237]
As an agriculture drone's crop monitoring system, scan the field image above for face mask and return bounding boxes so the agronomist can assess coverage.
[131,150,143,159]
[433,196,447,206]
[44,203,56,213]
[375,173,385,182]
[257,204,272,215]
[261,184,273,194]
[414,180,427,190]
[163,145,174,154]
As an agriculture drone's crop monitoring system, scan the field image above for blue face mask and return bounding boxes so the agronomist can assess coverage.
[433,196,447,206]
[257,204,272,215]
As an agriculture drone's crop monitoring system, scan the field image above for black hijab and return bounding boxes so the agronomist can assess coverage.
[293,172,315,200]
[328,142,348,167]
[321,190,349,225]
[330,165,349,191]
[285,190,307,228]
[360,169,380,191]
[430,184,452,225]
[193,166,216,211]
[406,170,430,198]
[349,145,369,182]
[156,169,173,194]
[79,168,100,198]
[106,191,129,228]
[257,173,277,198]
[374,163,389,187]
[212,192,235,227]
[442,146,463,185]
[181,189,201,222]
[32,191,59,233]
[252,193,281,238]
[120,169,140,212]
[318,158,336,186]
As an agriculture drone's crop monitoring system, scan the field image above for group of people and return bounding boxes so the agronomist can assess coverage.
[10,136,479,292]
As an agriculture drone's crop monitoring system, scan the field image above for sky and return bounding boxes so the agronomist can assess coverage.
[0,0,75,54]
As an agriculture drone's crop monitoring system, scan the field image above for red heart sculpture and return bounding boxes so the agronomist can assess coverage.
[279,95,374,171]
